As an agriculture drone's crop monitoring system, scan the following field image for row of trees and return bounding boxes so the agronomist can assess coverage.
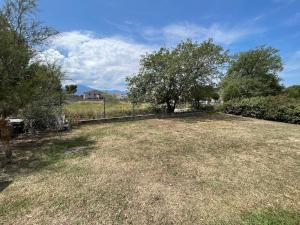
[127,40,292,111]
[0,0,64,160]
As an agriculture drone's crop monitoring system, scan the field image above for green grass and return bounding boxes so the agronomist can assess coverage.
[241,208,300,225]
[1,113,300,224]
[64,101,151,120]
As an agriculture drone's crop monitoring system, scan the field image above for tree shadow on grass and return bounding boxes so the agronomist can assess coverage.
[0,180,12,192]
[0,134,96,192]
[169,112,251,124]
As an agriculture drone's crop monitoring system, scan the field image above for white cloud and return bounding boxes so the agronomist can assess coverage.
[38,23,261,90]
[40,31,153,90]
[143,23,258,45]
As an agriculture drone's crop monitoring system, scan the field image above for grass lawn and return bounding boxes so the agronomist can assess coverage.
[0,113,300,224]
[64,101,150,120]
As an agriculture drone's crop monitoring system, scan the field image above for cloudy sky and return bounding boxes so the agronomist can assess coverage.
[2,0,299,90]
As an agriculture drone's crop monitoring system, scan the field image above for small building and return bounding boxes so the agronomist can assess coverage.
[83,90,104,100]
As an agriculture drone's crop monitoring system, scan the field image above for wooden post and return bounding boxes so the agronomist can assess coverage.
[103,97,106,118]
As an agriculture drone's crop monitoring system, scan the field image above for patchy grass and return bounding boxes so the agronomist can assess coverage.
[240,208,300,225]
[0,113,300,225]
[64,101,151,120]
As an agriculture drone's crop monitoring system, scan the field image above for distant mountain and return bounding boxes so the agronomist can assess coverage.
[75,85,95,96]
[102,90,127,95]
[75,85,127,96]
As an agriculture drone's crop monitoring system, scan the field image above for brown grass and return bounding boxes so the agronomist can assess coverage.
[0,113,299,224]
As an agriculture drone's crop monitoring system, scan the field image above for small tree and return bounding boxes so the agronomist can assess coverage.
[21,63,64,132]
[284,85,300,99]
[65,85,77,95]
[127,39,228,113]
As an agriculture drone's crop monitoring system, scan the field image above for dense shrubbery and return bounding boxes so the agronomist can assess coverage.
[223,96,300,124]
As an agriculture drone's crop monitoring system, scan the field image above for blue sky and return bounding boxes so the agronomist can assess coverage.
[1,0,299,90]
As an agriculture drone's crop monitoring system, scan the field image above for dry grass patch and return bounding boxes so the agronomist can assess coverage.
[1,113,300,224]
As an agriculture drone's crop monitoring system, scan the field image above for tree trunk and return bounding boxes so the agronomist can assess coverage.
[166,101,176,113]
[4,145,12,163]
[0,119,12,163]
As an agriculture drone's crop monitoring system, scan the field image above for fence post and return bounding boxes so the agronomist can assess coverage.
[103,97,106,118]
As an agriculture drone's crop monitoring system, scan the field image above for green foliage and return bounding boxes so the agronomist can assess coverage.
[1,0,58,46]
[65,85,77,95]
[127,39,228,113]
[0,15,32,117]
[221,46,283,101]
[21,64,64,131]
[241,208,300,225]
[188,85,219,109]
[0,0,62,132]
[223,96,300,124]
[284,85,300,99]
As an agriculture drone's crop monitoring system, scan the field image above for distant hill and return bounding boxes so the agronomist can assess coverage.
[102,90,128,95]
[75,85,95,96]
[75,85,127,96]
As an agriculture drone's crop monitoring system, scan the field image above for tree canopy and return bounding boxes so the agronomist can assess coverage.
[65,85,78,95]
[0,0,62,160]
[221,46,284,101]
[126,39,228,112]
[284,85,300,99]
[0,0,61,119]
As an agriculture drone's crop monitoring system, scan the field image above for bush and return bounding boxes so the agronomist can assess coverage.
[192,104,215,112]
[223,96,300,124]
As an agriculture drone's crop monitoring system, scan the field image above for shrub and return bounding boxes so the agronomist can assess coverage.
[223,96,300,124]
[192,104,215,112]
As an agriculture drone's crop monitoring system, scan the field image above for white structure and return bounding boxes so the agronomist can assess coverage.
[83,90,103,100]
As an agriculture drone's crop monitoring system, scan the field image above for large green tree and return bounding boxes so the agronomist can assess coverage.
[0,15,31,118]
[0,0,61,160]
[221,46,283,101]
[126,39,228,113]
[0,0,58,118]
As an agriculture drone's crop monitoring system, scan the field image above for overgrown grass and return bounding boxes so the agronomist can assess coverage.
[1,113,299,224]
[64,101,151,120]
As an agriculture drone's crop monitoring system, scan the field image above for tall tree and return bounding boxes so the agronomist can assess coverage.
[0,0,60,161]
[0,0,58,119]
[221,46,283,101]
[126,39,228,113]
[2,0,57,46]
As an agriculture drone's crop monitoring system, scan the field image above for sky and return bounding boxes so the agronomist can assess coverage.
[1,0,300,90]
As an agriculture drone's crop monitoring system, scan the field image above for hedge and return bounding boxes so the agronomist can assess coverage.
[223,96,300,124]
